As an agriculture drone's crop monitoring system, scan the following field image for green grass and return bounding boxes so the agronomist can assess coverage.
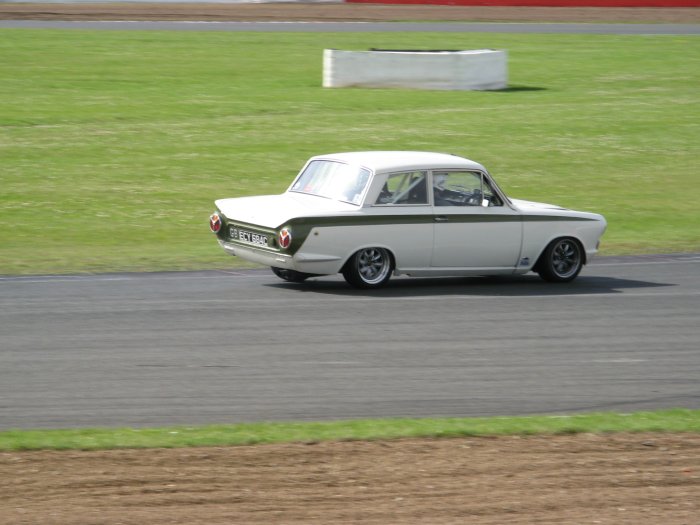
[1,30,698,275]
[1,409,698,451]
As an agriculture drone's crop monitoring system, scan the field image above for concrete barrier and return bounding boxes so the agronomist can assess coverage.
[323,49,507,91]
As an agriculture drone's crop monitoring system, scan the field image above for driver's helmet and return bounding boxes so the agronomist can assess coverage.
[434,174,447,189]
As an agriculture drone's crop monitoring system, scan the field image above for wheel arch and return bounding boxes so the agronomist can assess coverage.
[533,235,587,272]
[340,244,397,274]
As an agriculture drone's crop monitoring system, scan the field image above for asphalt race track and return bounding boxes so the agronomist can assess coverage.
[1,20,699,34]
[1,254,698,430]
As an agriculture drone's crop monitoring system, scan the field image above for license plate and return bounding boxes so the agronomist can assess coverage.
[230,227,268,247]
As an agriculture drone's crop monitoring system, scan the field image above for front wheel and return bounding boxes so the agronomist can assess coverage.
[271,267,313,283]
[342,247,393,289]
[537,238,583,283]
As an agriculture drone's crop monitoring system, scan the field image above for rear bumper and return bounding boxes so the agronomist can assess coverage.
[219,240,291,267]
[218,240,343,275]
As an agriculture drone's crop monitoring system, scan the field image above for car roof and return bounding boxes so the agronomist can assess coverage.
[308,151,486,173]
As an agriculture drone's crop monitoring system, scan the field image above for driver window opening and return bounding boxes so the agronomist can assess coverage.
[432,171,503,207]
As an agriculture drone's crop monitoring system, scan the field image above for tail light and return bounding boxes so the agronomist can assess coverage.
[209,213,222,233]
[278,227,292,249]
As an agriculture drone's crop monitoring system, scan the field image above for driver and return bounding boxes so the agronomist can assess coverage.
[433,174,456,206]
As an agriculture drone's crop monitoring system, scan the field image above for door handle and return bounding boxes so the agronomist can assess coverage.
[434,216,449,223]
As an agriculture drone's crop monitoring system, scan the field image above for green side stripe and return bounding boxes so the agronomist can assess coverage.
[522,215,596,223]
[291,214,595,227]
[216,212,597,256]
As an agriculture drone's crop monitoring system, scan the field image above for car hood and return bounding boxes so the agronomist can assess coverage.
[510,198,568,212]
[215,192,359,229]
[511,198,606,224]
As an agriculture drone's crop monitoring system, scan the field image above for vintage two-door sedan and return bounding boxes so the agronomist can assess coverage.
[210,151,606,289]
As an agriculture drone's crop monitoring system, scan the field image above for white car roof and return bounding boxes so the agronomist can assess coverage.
[308,151,486,174]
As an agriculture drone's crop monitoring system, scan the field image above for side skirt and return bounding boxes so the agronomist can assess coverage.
[396,267,525,277]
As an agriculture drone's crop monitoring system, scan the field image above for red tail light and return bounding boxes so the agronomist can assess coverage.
[278,227,292,249]
[209,213,222,233]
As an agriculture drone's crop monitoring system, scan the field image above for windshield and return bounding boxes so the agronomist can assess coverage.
[290,160,371,205]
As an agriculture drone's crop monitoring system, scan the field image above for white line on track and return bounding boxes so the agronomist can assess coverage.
[0,273,268,284]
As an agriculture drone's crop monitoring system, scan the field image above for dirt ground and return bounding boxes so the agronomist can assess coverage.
[1,433,699,524]
[2,3,699,524]
[1,2,699,23]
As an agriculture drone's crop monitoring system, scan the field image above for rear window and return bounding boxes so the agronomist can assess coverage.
[290,160,371,205]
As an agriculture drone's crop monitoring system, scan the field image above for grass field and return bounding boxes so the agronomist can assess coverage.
[1,409,698,451]
[1,30,698,275]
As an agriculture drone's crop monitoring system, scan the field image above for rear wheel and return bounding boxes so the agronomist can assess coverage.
[537,238,583,283]
[271,267,312,283]
[342,247,393,289]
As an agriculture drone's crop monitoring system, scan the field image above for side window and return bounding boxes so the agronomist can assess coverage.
[374,171,428,205]
[482,177,503,207]
[432,171,503,207]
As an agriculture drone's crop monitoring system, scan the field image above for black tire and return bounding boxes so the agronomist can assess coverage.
[536,238,584,283]
[270,267,312,283]
[342,247,393,289]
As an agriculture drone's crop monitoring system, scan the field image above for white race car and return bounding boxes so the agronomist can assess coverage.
[210,151,606,288]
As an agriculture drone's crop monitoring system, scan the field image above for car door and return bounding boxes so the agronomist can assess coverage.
[365,170,434,269]
[431,170,522,269]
